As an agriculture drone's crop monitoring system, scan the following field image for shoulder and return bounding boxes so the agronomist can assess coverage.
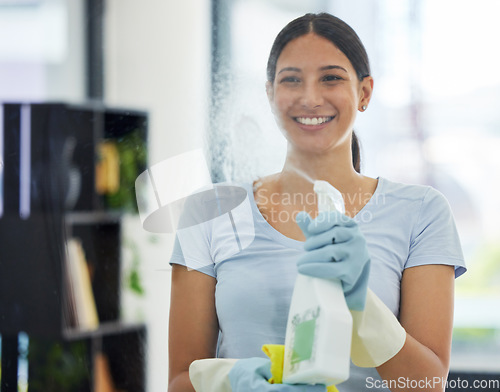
[373,177,456,237]
[378,178,459,244]
[172,181,256,272]
[379,177,432,200]
[378,177,450,211]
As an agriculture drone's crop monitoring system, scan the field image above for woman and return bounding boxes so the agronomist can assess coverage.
[168,13,466,392]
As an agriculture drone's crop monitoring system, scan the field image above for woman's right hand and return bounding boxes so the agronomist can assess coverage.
[295,210,371,311]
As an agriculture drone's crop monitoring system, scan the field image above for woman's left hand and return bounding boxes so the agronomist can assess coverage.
[229,357,327,391]
[295,210,371,311]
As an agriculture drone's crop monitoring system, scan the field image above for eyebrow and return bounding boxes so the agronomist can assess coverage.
[277,67,301,74]
[277,65,348,74]
[320,65,348,73]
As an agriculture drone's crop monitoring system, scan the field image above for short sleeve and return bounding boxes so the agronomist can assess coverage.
[167,184,221,277]
[406,187,466,278]
[169,233,216,278]
[168,182,254,278]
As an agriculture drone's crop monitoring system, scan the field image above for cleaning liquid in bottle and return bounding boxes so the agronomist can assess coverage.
[283,180,352,386]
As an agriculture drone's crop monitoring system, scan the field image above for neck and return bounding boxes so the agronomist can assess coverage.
[280,144,362,194]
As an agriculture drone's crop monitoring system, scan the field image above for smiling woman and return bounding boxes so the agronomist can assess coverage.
[168,11,466,392]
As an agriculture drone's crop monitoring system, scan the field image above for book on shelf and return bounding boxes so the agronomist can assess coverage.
[64,238,99,330]
[96,140,120,195]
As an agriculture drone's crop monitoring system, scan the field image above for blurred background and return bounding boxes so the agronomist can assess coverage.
[0,0,499,391]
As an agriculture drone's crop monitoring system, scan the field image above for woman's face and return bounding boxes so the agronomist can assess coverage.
[267,33,373,156]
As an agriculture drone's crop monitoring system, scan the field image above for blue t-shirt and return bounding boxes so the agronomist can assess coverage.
[170,177,466,391]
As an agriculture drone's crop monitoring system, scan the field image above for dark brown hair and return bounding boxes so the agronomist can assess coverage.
[267,13,370,172]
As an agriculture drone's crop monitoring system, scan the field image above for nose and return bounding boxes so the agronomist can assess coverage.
[300,83,324,108]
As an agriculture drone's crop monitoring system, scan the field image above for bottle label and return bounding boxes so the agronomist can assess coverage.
[289,306,320,370]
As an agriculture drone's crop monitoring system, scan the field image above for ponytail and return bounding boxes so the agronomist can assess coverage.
[352,131,361,173]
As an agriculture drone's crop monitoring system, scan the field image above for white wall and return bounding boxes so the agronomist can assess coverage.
[104,1,211,391]
[105,0,211,165]
[0,0,85,102]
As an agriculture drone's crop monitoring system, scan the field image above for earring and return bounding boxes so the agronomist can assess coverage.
[362,105,367,111]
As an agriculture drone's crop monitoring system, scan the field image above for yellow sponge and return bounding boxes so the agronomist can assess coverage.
[262,344,338,392]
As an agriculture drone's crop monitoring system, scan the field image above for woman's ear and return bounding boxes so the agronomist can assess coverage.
[358,76,374,111]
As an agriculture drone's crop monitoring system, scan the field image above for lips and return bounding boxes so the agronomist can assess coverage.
[294,116,334,126]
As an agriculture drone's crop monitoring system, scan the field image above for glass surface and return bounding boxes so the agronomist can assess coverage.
[215,0,500,373]
[1,1,499,391]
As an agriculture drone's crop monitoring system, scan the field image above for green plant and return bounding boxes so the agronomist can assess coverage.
[27,339,89,392]
[105,129,147,213]
[123,238,145,296]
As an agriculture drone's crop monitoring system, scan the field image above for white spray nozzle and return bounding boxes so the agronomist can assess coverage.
[313,180,345,214]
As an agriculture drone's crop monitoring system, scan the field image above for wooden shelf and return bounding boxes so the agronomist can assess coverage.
[66,211,122,225]
[62,321,146,341]
[0,102,148,392]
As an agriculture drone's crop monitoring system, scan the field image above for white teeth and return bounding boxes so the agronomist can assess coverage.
[295,117,332,125]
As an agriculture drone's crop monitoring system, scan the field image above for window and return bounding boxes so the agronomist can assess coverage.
[211,0,500,372]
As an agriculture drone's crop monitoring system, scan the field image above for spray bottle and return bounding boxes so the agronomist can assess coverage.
[282,180,352,386]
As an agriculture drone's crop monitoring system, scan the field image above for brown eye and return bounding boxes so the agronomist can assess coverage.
[280,76,300,84]
[322,75,342,82]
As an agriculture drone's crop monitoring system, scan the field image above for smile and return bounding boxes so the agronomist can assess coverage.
[294,116,334,125]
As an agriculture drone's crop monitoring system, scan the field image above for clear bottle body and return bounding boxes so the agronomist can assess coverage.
[283,180,352,385]
[283,274,352,385]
